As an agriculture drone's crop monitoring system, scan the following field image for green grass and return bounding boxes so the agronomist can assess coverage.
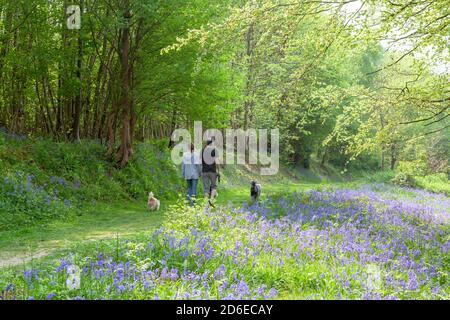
[0,175,363,269]
[2,183,447,300]
[0,135,370,270]
[218,181,333,206]
[1,134,447,299]
[0,202,165,267]
[0,176,346,268]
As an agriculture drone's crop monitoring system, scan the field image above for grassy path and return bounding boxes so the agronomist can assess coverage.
[0,181,331,268]
[0,202,164,267]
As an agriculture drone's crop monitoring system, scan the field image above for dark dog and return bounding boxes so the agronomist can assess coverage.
[250,181,261,204]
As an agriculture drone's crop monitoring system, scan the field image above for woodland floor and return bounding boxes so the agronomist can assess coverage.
[0,181,325,268]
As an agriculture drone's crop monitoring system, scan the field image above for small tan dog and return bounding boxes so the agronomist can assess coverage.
[147,192,160,211]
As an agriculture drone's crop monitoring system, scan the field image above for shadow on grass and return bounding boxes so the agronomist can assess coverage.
[0,201,165,266]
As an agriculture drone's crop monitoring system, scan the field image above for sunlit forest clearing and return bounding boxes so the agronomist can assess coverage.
[0,0,449,300]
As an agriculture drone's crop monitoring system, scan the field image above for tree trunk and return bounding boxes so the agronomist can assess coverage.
[379,113,386,171]
[243,23,254,130]
[116,4,133,167]
[390,143,397,170]
[72,1,83,141]
[321,148,327,167]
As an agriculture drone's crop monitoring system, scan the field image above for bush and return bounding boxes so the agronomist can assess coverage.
[397,160,429,177]
[31,139,125,202]
[114,142,183,200]
[365,170,395,183]
[414,173,450,196]
[391,172,416,188]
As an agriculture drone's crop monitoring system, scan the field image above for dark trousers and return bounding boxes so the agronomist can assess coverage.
[202,172,217,197]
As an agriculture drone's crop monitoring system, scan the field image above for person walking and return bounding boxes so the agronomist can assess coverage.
[182,143,202,207]
[201,139,219,199]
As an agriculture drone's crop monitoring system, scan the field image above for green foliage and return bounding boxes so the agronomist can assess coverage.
[0,171,74,230]
[1,0,448,174]
[114,142,183,200]
[364,170,396,183]
[414,174,450,196]
[0,133,181,230]
[397,160,429,177]
[31,139,125,201]
[425,135,449,174]
[391,172,416,188]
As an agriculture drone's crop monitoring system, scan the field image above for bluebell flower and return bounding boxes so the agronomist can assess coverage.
[46,293,56,300]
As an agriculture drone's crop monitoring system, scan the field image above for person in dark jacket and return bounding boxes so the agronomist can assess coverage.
[201,139,219,199]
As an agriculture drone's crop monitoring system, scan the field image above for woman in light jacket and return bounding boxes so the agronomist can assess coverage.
[182,143,202,206]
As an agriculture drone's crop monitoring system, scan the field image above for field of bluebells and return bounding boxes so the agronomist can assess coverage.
[1,184,449,300]
[0,132,182,230]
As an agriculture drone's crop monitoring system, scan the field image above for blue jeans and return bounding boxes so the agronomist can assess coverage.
[186,179,198,206]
